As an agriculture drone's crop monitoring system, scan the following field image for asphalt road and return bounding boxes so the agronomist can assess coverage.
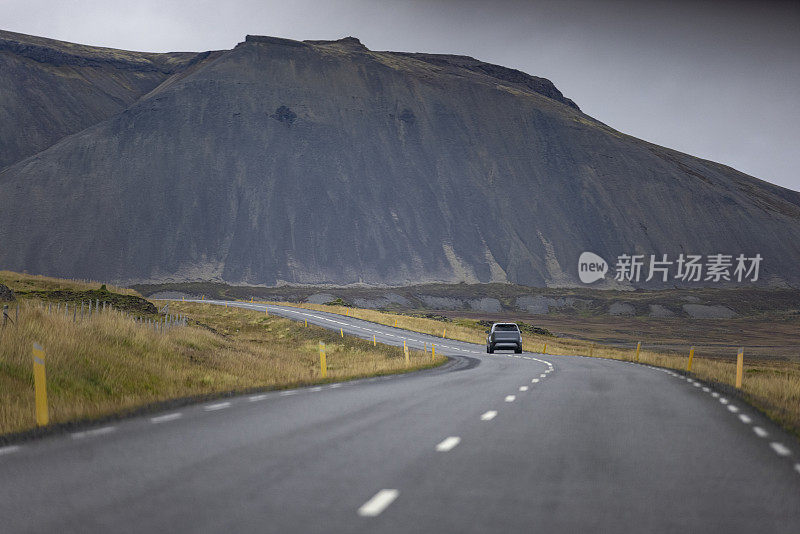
[1,300,799,533]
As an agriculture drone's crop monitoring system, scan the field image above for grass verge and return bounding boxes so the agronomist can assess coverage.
[0,300,444,437]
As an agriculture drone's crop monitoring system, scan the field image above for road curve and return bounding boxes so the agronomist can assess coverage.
[0,300,799,533]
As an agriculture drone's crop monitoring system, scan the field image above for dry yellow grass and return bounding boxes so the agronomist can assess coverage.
[0,271,139,296]
[276,301,800,438]
[0,300,444,436]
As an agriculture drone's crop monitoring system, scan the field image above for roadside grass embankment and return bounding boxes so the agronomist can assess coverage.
[280,301,800,439]
[0,300,443,438]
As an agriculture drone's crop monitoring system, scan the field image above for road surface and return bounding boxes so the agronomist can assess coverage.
[1,300,799,533]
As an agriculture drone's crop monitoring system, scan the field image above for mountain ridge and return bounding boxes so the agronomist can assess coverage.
[1,31,798,288]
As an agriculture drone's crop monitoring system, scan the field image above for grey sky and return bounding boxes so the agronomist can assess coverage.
[3,0,798,191]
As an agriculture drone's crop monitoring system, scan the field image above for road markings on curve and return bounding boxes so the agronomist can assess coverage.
[151,412,182,424]
[531,378,539,383]
[481,411,497,421]
[358,489,399,517]
[770,442,791,456]
[505,395,516,402]
[0,445,20,456]
[519,386,529,392]
[71,426,116,440]
[702,387,710,392]
[279,390,297,396]
[753,426,769,438]
[739,414,752,424]
[204,402,231,411]
[727,405,739,413]
[711,392,720,398]
[719,398,729,405]
[249,394,269,402]
[539,374,546,378]
[435,436,461,452]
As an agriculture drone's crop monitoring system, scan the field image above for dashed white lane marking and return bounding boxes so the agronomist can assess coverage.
[329,384,342,388]
[702,387,710,392]
[531,378,539,383]
[753,426,769,438]
[539,374,546,378]
[794,464,800,475]
[692,383,701,388]
[0,445,20,456]
[204,401,232,411]
[249,394,268,402]
[481,411,497,421]
[279,390,297,396]
[151,412,182,424]
[719,398,729,405]
[435,436,461,452]
[358,489,399,517]
[309,387,323,392]
[739,414,752,424]
[711,392,720,398]
[770,442,791,456]
[71,426,116,440]
[505,395,516,402]
[727,405,740,413]
[519,386,529,392]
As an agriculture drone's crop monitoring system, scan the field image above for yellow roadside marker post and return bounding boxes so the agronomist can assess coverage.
[394,318,398,327]
[340,328,344,338]
[265,308,269,316]
[319,342,327,378]
[404,341,410,366]
[432,344,435,362]
[305,320,308,327]
[687,346,695,372]
[32,343,48,426]
[635,341,641,363]
[736,348,744,389]
[589,343,594,357]
[543,342,547,354]
[443,328,446,338]
[373,335,376,346]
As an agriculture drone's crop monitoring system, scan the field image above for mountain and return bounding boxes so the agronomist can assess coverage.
[1,31,799,287]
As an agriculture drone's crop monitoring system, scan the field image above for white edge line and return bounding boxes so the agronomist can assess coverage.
[204,401,232,411]
[151,412,182,424]
[0,445,20,456]
[770,442,791,456]
[358,489,399,517]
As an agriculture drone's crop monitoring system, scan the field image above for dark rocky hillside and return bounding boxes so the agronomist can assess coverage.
[1,32,799,287]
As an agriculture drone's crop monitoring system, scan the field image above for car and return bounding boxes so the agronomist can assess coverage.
[486,322,522,354]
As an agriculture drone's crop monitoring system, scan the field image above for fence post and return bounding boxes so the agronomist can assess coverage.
[687,346,695,372]
[736,348,744,389]
[635,341,641,362]
[32,343,49,426]
[319,342,327,378]
[404,342,410,366]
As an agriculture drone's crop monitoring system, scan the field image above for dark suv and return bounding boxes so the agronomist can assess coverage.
[486,323,522,354]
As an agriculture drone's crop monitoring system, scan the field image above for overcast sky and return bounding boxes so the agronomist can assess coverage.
[3,0,799,191]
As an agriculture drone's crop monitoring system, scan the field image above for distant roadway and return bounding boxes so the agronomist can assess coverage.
[1,300,799,533]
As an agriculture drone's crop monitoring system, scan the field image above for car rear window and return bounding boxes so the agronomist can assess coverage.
[494,324,519,331]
